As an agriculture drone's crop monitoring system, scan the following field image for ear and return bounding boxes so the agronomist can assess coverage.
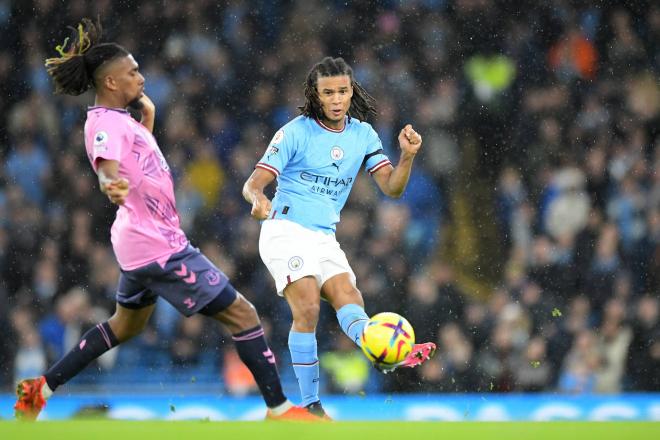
[103,74,118,92]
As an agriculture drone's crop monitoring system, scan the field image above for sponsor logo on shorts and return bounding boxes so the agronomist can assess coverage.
[288,256,303,271]
[175,263,196,284]
[183,297,196,309]
[205,270,221,286]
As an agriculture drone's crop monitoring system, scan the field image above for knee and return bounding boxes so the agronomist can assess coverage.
[228,296,258,321]
[108,315,147,343]
[329,286,364,310]
[217,294,261,334]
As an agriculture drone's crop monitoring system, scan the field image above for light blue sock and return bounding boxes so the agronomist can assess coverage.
[288,331,319,406]
[336,303,369,347]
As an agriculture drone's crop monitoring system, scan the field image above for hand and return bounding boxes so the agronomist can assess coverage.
[103,178,130,205]
[398,124,422,156]
[131,94,155,132]
[136,94,155,118]
[251,193,272,220]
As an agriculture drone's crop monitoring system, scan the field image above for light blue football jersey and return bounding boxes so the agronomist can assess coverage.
[256,115,391,233]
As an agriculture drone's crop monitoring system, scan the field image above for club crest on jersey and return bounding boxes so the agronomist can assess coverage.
[288,256,304,271]
[330,146,344,160]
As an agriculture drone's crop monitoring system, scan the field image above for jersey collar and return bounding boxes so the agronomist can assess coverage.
[315,116,348,133]
[87,105,129,114]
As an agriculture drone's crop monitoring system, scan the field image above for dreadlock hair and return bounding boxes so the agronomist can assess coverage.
[45,17,129,96]
[299,56,377,121]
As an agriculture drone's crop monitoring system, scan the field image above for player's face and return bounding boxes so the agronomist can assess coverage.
[110,55,145,107]
[316,74,353,129]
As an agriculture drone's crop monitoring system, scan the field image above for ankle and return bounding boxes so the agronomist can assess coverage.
[268,400,293,416]
[305,400,327,417]
[41,377,54,400]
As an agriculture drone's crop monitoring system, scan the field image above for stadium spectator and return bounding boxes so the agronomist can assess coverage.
[0,1,657,398]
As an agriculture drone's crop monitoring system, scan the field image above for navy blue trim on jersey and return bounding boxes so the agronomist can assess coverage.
[87,106,130,114]
[362,148,384,168]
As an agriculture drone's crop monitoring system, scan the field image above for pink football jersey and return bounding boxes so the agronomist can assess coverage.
[84,107,188,270]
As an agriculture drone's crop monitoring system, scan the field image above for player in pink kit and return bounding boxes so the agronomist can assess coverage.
[14,18,319,422]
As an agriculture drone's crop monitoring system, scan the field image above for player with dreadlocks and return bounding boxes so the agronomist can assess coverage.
[243,57,437,419]
[14,18,321,422]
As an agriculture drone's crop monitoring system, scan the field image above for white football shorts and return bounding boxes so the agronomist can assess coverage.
[259,219,356,296]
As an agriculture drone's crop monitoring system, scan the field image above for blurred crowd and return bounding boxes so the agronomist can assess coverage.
[0,0,658,396]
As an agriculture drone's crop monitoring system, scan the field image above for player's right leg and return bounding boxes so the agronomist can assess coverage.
[322,273,436,372]
[258,220,330,418]
[282,277,331,418]
[15,303,155,420]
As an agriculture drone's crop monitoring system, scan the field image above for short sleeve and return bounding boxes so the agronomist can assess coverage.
[255,126,295,177]
[362,125,391,175]
[86,114,135,172]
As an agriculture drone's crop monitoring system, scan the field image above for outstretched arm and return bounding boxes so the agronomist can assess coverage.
[372,124,422,198]
[243,168,277,220]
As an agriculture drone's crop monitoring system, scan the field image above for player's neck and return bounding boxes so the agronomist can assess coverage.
[94,94,127,111]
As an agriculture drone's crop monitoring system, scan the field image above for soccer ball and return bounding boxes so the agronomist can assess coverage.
[360,312,415,367]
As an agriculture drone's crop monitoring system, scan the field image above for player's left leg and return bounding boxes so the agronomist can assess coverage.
[320,246,436,373]
[282,277,325,415]
[321,273,370,348]
[15,303,155,420]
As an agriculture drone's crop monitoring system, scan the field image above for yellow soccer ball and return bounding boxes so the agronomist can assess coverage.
[360,312,415,367]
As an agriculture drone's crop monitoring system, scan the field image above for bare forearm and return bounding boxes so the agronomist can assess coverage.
[97,159,129,204]
[243,169,275,220]
[242,179,262,204]
[98,165,119,193]
[140,112,154,133]
[385,152,416,198]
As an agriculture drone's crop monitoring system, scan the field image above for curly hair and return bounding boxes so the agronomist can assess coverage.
[298,56,377,121]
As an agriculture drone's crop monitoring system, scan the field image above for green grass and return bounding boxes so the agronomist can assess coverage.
[0,421,658,440]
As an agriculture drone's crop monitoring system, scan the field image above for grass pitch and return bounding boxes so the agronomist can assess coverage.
[0,421,658,440]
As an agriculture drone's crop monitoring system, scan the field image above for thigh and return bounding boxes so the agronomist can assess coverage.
[117,270,158,310]
[259,220,323,295]
[318,235,357,293]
